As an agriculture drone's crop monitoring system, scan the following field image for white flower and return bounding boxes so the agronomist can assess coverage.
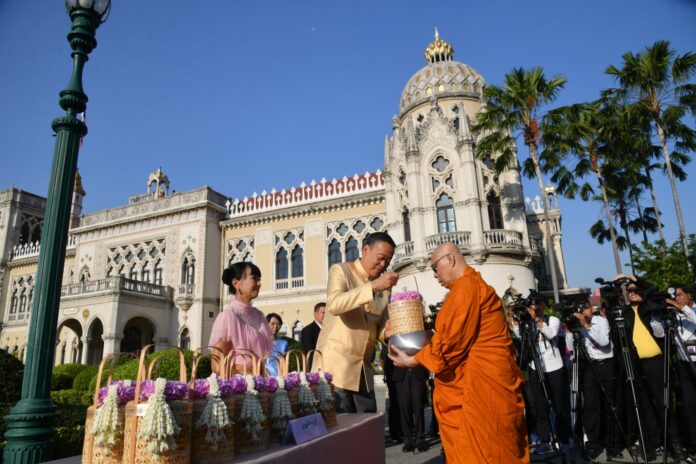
[195,375,231,449]
[270,389,293,432]
[138,378,181,458]
[239,389,265,445]
[297,383,317,416]
[245,375,257,396]
[91,384,122,454]
[275,376,285,390]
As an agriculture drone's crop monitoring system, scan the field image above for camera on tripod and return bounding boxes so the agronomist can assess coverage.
[558,302,586,332]
[504,290,544,323]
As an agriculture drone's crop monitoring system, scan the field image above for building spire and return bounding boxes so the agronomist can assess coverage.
[424,28,454,64]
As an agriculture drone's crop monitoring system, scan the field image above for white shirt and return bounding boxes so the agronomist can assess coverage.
[512,315,564,373]
[676,304,696,362]
[579,315,613,360]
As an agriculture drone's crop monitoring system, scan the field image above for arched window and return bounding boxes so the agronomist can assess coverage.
[181,253,195,285]
[179,328,190,350]
[19,223,30,245]
[129,266,138,281]
[292,321,303,341]
[19,290,27,313]
[276,248,288,280]
[79,266,90,283]
[154,261,163,285]
[487,192,504,229]
[345,237,359,262]
[402,209,412,242]
[31,226,42,244]
[10,290,18,314]
[141,267,151,283]
[328,239,342,268]
[436,194,456,233]
[291,245,304,277]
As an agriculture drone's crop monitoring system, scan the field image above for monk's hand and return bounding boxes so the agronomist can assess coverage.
[388,345,418,368]
[372,272,400,293]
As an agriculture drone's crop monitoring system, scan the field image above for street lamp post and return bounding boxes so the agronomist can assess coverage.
[2,1,110,462]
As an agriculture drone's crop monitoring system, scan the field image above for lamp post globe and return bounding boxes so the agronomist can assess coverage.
[2,3,109,463]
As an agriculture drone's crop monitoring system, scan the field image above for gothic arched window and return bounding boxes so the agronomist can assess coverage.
[276,248,288,280]
[402,209,412,242]
[291,245,304,278]
[345,237,359,262]
[328,239,342,268]
[10,290,18,314]
[154,260,163,286]
[181,252,195,285]
[19,290,27,313]
[179,328,190,350]
[487,192,504,229]
[436,194,456,233]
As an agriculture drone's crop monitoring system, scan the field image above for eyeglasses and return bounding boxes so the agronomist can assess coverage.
[431,254,451,272]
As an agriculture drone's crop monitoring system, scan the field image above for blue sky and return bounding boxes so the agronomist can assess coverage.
[0,0,694,290]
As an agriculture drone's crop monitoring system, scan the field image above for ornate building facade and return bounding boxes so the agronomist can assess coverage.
[0,33,568,363]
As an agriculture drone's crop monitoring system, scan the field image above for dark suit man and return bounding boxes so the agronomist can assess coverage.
[393,363,430,452]
[301,302,325,365]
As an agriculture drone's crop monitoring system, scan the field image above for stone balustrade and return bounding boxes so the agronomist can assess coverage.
[393,241,414,261]
[10,235,76,260]
[61,276,171,299]
[275,276,305,291]
[483,229,524,252]
[424,231,471,252]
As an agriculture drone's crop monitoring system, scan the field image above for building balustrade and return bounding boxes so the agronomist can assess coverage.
[177,284,195,298]
[275,276,305,291]
[424,231,471,252]
[393,241,414,261]
[61,276,171,299]
[10,235,76,260]
[483,229,524,252]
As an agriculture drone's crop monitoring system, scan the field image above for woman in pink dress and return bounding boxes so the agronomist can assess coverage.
[209,262,274,374]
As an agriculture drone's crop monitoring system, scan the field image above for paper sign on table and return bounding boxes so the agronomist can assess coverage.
[281,413,328,445]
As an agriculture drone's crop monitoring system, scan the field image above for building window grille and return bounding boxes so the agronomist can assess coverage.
[328,239,342,268]
[345,237,359,262]
[291,245,304,277]
[487,192,504,229]
[436,193,456,233]
[276,248,289,280]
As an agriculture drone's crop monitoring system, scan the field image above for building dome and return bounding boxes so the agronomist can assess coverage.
[399,30,485,114]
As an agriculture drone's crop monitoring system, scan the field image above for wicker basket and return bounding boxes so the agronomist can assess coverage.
[82,353,137,464]
[306,350,337,428]
[388,299,425,335]
[189,349,235,464]
[122,346,192,464]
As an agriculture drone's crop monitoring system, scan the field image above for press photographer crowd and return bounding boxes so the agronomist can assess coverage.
[503,275,696,463]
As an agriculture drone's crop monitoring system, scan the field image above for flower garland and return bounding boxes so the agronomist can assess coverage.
[195,375,231,449]
[297,374,317,416]
[269,376,293,433]
[316,372,334,413]
[389,291,422,302]
[97,379,136,406]
[137,378,181,458]
[91,384,123,454]
[238,375,266,445]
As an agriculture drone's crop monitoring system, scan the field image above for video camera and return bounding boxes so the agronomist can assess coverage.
[505,290,544,324]
[556,301,586,332]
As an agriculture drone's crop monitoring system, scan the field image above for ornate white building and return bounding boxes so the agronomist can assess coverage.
[0,33,568,364]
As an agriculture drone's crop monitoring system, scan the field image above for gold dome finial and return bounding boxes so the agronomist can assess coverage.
[424,28,454,64]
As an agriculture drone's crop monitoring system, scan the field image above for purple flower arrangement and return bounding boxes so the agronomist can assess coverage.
[139,380,189,401]
[265,376,279,393]
[191,377,238,398]
[389,291,422,303]
[324,372,333,383]
[253,375,267,393]
[305,372,320,385]
[229,374,248,394]
[97,380,136,406]
[284,372,301,390]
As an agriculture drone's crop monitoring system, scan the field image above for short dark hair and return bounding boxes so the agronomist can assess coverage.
[671,283,694,296]
[266,312,283,325]
[314,302,326,312]
[221,262,261,294]
[362,232,396,249]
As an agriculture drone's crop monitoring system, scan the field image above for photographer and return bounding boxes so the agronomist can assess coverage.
[666,284,696,461]
[572,301,613,460]
[509,293,570,455]
[613,273,684,460]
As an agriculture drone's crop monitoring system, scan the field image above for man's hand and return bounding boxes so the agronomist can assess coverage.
[666,298,680,311]
[574,312,590,329]
[372,271,400,293]
[388,345,419,368]
[526,307,536,319]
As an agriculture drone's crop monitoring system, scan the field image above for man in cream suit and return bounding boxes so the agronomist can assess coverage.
[315,232,399,413]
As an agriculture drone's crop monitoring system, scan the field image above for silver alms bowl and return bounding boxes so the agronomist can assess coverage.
[388,330,434,356]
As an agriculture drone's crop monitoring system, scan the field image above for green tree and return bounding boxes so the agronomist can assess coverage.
[631,234,696,290]
[606,41,695,268]
[472,67,566,301]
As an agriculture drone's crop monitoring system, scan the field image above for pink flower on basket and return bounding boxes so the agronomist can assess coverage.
[389,291,422,303]
[284,372,301,390]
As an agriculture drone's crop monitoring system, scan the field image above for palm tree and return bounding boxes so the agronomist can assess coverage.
[472,67,566,302]
[541,100,624,273]
[606,40,696,268]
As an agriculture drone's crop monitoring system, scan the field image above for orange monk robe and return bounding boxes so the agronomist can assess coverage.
[414,267,529,463]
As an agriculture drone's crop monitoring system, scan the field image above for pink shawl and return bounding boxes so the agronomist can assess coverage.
[208,299,274,364]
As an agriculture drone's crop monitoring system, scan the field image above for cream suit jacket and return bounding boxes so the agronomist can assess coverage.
[314,260,389,392]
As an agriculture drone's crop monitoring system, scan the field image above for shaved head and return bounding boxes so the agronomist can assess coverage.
[431,242,468,289]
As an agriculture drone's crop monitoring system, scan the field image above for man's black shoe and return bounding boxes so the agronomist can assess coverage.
[416,440,430,452]
[402,442,415,452]
[671,444,688,461]
[605,448,624,461]
[583,446,603,461]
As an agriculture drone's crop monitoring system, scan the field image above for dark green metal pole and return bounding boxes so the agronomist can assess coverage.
[3,7,104,463]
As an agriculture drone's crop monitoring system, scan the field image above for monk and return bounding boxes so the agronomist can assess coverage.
[389,242,529,463]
